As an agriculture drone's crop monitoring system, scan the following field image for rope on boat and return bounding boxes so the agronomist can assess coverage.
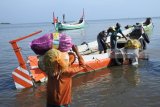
[81,64,96,72]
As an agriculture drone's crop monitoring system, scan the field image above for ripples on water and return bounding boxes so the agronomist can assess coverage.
[72,61,160,107]
[0,18,160,107]
[72,66,140,107]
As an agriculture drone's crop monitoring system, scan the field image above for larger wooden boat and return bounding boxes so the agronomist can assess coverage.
[9,31,112,89]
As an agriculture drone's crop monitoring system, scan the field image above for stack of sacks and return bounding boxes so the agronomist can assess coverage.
[30,32,73,74]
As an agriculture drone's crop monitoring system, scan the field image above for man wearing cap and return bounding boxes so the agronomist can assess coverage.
[107,23,127,51]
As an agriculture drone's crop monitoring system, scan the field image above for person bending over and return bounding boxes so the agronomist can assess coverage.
[106,23,127,51]
[97,30,108,54]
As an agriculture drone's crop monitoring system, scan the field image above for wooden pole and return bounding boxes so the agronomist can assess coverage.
[9,30,42,69]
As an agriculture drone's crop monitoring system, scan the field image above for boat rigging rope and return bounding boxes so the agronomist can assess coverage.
[80,64,96,72]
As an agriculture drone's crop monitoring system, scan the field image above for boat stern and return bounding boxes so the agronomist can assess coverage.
[12,66,33,89]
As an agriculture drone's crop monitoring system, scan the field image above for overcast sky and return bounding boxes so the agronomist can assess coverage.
[0,0,159,23]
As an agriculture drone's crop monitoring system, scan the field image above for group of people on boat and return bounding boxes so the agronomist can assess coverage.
[97,23,127,54]
[97,17,151,65]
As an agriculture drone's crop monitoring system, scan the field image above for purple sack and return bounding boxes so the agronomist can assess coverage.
[30,33,53,55]
[59,33,73,52]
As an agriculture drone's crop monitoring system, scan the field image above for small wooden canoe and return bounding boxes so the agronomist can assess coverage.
[55,19,85,30]
[54,10,85,31]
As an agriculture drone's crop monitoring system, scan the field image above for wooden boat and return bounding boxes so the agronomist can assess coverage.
[55,19,85,31]
[53,10,85,31]
[28,52,111,81]
[9,31,111,89]
[8,29,141,89]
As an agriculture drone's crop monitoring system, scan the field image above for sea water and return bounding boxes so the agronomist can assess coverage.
[0,18,160,107]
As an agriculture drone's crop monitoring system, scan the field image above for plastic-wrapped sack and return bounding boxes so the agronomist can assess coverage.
[30,33,53,55]
[30,32,73,55]
[58,33,73,52]
[42,48,69,75]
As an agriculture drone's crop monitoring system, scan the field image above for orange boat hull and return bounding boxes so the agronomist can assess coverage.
[28,55,111,82]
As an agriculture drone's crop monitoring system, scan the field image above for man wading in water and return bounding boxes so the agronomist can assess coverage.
[37,34,86,107]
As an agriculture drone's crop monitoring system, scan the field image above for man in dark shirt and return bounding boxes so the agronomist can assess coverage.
[97,30,108,54]
[107,23,127,51]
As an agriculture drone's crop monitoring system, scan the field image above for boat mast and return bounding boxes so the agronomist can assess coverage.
[9,30,42,69]
[82,8,85,19]
[63,14,66,23]
[53,12,59,32]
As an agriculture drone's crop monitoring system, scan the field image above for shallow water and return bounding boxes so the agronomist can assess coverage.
[0,18,160,107]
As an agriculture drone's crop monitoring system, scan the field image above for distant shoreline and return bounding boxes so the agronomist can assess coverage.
[0,23,11,24]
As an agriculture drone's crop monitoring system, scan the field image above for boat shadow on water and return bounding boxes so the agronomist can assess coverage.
[71,65,142,107]
[73,65,141,89]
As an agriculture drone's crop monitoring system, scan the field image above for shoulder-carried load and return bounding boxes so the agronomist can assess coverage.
[30,32,73,55]
[59,34,73,52]
[38,48,69,76]
[30,33,53,55]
